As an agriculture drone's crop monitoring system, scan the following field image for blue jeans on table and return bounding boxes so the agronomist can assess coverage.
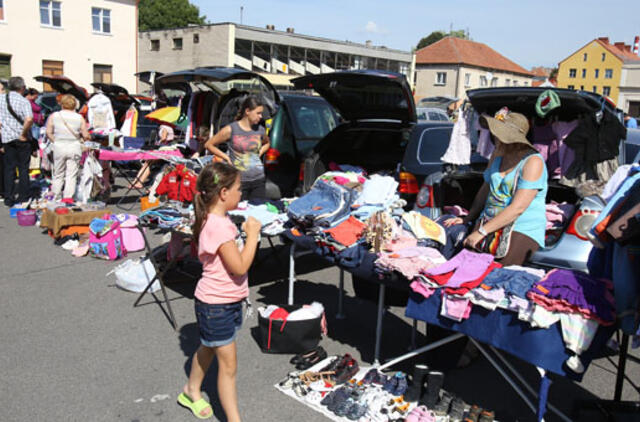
[481,268,541,298]
[288,181,353,227]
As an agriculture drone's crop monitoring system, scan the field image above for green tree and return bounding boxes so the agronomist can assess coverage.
[416,29,468,50]
[139,0,207,31]
[549,67,559,80]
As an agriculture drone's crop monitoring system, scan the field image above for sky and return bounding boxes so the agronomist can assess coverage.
[191,0,640,69]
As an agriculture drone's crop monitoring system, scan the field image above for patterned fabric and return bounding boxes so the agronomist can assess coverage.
[228,121,265,181]
[0,92,33,143]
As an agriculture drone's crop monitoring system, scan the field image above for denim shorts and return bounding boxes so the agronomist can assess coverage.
[195,299,243,348]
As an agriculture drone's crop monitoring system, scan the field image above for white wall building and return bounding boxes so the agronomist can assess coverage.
[138,23,414,93]
[0,0,138,93]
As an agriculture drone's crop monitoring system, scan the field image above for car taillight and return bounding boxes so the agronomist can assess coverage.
[566,209,600,241]
[298,163,305,182]
[264,148,280,171]
[398,172,419,194]
[416,184,435,208]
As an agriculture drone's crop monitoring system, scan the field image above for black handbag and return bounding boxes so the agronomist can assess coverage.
[5,93,38,151]
[257,304,322,354]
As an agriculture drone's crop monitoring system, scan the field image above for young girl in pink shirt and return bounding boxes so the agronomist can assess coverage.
[178,162,261,421]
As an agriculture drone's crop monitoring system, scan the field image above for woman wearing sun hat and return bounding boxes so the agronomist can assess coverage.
[444,107,548,266]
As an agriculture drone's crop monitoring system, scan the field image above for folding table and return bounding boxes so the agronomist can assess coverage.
[283,231,617,421]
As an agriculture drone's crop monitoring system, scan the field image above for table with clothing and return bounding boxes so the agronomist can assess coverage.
[279,156,617,421]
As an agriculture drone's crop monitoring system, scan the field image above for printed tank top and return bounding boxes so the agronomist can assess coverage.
[228,121,265,182]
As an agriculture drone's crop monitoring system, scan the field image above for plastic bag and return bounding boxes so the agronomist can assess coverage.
[110,258,159,293]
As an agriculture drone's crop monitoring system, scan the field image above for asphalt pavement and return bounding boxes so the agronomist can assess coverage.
[0,182,638,422]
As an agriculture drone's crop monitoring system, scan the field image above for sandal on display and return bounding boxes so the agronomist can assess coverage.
[463,405,483,422]
[296,347,328,370]
[478,409,495,422]
[290,346,325,365]
[177,393,213,420]
[334,359,360,384]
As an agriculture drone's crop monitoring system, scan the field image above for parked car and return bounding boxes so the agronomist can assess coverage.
[410,87,628,272]
[416,107,450,122]
[154,67,280,135]
[417,96,458,110]
[291,70,417,193]
[264,92,340,199]
[33,75,90,118]
[624,128,640,164]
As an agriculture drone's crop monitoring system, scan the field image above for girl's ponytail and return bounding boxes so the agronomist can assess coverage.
[191,162,240,243]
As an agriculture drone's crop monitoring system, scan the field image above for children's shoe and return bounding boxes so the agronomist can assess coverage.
[448,397,466,422]
[432,391,453,415]
[393,373,409,397]
[362,368,380,385]
[420,371,444,409]
[383,372,399,393]
[404,364,429,402]
[478,409,495,422]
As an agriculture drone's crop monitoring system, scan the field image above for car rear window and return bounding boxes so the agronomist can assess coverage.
[416,127,452,163]
[289,102,338,140]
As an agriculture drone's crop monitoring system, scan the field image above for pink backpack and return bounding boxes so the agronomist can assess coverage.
[89,218,126,260]
[120,215,145,252]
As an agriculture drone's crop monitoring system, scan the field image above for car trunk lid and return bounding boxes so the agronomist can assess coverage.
[292,70,416,124]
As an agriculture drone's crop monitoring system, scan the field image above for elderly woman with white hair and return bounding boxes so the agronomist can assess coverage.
[46,94,90,201]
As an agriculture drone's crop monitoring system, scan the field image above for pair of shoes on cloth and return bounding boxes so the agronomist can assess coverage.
[464,405,495,422]
[406,405,436,422]
[290,346,328,370]
[382,371,408,396]
[177,392,212,420]
[419,371,444,409]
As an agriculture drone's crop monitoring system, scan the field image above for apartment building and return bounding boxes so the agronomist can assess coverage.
[138,22,414,92]
[414,37,534,101]
[0,0,138,93]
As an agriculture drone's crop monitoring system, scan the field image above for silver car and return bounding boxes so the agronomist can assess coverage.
[416,107,450,122]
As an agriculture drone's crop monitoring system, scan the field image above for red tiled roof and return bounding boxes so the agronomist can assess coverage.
[596,39,640,63]
[531,66,551,77]
[415,37,533,76]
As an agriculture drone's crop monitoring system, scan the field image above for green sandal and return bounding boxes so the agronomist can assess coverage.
[177,392,213,419]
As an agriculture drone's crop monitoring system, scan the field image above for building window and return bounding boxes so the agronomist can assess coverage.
[567,85,575,90]
[479,76,488,87]
[513,80,519,86]
[173,38,183,50]
[435,72,447,85]
[594,69,599,78]
[605,69,613,79]
[0,54,11,79]
[92,8,111,34]
[0,0,5,22]
[603,86,611,96]
[602,53,606,61]
[524,81,529,86]
[505,79,510,86]
[583,53,587,61]
[569,68,576,78]
[490,77,498,87]
[580,85,584,90]
[593,86,597,93]
[581,69,586,78]
[40,1,62,27]
[193,33,199,44]
[150,39,159,51]
[93,64,112,84]
[464,73,471,87]
[42,60,63,91]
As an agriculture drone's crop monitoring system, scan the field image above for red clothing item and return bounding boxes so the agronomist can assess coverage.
[444,262,502,296]
[156,164,197,202]
[324,216,367,247]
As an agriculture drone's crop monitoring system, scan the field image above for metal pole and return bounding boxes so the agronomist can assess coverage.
[336,269,346,320]
[614,334,630,401]
[373,283,386,365]
[379,333,465,370]
[240,6,243,25]
[288,243,295,305]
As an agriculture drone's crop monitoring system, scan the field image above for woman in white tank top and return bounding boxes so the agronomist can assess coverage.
[45,94,90,200]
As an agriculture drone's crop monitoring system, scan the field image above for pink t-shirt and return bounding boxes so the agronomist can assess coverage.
[194,214,248,304]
